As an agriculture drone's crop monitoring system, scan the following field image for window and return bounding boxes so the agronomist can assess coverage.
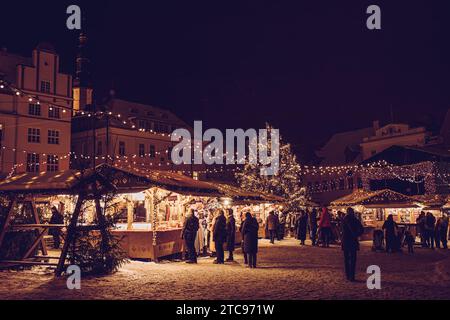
[46,155,59,172]
[348,177,354,190]
[47,130,60,145]
[26,153,40,172]
[48,106,61,119]
[27,128,40,143]
[119,141,126,156]
[97,141,103,156]
[139,144,145,157]
[40,81,51,93]
[28,103,41,116]
[149,145,155,158]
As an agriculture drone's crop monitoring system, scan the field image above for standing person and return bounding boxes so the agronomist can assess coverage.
[181,209,200,263]
[266,211,279,244]
[417,212,426,247]
[382,215,398,253]
[242,212,259,268]
[309,208,318,246]
[440,214,449,249]
[435,217,442,249]
[425,212,436,249]
[226,209,236,262]
[213,210,227,264]
[49,206,64,249]
[296,210,308,245]
[277,210,287,240]
[341,207,364,282]
[318,208,332,248]
[239,211,248,265]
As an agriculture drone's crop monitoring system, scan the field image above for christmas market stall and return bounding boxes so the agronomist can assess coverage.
[330,189,421,239]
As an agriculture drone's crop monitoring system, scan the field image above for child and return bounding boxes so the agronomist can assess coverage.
[405,230,415,254]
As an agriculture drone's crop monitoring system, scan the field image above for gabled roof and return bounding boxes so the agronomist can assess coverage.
[360,145,450,165]
[330,189,418,208]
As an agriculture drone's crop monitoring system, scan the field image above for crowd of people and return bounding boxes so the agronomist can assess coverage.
[180,206,450,281]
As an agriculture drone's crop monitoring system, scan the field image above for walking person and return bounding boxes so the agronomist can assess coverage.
[309,208,318,246]
[341,208,364,282]
[266,211,279,244]
[318,208,332,247]
[181,209,200,263]
[382,215,398,253]
[213,209,227,264]
[49,206,64,249]
[296,210,308,245]
[425,212,436,249]
[242,212,259,268]
[225,209,236,262]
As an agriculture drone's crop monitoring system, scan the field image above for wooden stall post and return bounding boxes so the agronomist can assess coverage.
[30,199,48,256]
[55,193,85,277]
[0,197,16,251]
[127,197,134,231]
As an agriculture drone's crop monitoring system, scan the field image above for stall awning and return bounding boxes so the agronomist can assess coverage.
[330,189,418,208]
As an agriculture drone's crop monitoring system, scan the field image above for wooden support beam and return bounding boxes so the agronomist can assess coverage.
[22,229,47,260]
[30,199,48,256]
[55,194,85,277]
[0,197,16,251]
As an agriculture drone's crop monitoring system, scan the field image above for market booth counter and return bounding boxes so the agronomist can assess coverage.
[330,189,422,240]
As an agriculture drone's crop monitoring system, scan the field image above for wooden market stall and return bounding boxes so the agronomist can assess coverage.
[330,189,421,239]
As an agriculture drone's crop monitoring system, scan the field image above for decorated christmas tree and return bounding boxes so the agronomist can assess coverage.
[235,124,305,211]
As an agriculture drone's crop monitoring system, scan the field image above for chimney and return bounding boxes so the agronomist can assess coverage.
[373,120,380,131]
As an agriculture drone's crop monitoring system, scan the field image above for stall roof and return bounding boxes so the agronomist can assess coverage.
[0,164,283,203]
[330,189,419,208]
[412,194,447,210]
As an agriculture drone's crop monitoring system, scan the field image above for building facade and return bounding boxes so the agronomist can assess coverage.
[0,44,72,175]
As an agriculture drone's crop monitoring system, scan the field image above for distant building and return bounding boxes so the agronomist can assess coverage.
[0,44,72,175]
[305,120,442,205]
[360,122,431,160]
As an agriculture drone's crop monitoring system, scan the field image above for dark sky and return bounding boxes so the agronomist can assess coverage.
[2,1,450,161]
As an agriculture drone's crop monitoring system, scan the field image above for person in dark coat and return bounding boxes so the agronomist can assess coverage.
[382,214,398,253]
[239,211,248,264]
[225,209,236,262]
[425,212,436,249]
[416,212,426,247]
[49,206,64,249]
[277,211,287,241]
[266,211,278,244]
[296,210,308,245]
[309,208,318,246]
[213,210,227,264]
[440,215,449,249]
[341,207,364,282]
[181,209,200,263]
[242,212,259,268]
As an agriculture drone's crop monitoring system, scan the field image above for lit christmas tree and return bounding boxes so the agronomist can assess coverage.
[235,125,305,211]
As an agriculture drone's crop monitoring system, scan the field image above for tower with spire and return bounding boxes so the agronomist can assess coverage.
[73,32,93,112]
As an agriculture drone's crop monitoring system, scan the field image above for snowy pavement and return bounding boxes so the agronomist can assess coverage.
[1,238,450,300]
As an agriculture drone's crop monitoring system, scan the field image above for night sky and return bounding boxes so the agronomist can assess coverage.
[2,1,450,161]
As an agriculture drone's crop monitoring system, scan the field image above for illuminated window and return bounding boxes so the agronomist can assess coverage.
[27,128,40,143]
[46,155,59,172]
[26,153,40,172]
[47,130,60,145]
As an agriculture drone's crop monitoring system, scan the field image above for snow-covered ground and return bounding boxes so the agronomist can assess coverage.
[1,238,450,300]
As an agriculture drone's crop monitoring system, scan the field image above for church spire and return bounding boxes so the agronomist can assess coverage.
[73,31,93,111]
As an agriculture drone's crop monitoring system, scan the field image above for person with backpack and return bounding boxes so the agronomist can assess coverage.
[341,207,364,282]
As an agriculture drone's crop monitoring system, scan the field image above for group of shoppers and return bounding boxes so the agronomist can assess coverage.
[416,211,449,249]
[181,208,259,268]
